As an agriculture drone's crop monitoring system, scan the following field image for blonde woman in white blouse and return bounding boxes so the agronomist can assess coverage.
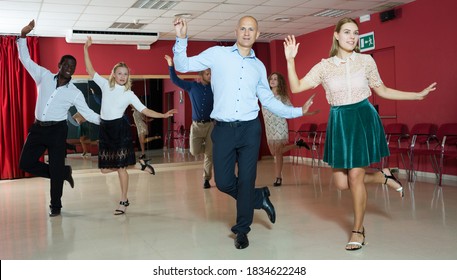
[284,17,436,251]
[84,36,177,215]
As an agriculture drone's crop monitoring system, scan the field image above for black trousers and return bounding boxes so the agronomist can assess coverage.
[212,117,265,234]
[19,121,70,209]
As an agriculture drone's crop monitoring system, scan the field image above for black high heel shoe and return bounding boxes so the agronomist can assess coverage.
[273,177,282,187]
[295,139,310,150]
[381,168,404,197]
[139,159,155,175]
[114,200,129,215]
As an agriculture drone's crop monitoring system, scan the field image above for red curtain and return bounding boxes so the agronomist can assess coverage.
[0,36,39,179]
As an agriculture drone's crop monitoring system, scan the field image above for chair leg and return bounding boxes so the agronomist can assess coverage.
[407,150,415,182]
[399,153,409,181]
[430,154,440,183]
[439,154,444,186]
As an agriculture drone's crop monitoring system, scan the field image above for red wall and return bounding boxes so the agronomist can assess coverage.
[268,0,457,176]
[38,39,218,76]
[36,0,457,176]
[271,0,457,127]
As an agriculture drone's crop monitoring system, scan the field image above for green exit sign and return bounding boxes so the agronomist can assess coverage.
[359,31,375,52]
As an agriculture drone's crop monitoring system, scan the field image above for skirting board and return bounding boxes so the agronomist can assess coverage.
[280,156,457,186]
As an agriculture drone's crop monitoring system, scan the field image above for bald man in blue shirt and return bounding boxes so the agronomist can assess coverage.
[173,15,315,249]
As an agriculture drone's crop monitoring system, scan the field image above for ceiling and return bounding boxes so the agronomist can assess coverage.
[0,0,415,43]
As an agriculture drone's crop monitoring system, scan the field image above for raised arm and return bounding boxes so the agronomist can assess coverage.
[373,82,437,101]
[21,19,35,38]
[284,35,315,94]
[173,17,188,39]
[17,20,50,83]
[165,54,193,91]
[141,108,178,119]
[83,36,96,79]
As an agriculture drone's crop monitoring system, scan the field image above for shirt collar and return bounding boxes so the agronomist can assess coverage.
[230,43,256,59]
[54,74,71,88]
[332,51,357,66]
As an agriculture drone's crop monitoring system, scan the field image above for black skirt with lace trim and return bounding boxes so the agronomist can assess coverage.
[98,117,136,169]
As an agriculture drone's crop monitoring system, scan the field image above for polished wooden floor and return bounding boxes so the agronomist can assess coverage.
[1,149,456,260]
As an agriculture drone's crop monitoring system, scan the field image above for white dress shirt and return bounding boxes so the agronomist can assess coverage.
[17,38,100,124]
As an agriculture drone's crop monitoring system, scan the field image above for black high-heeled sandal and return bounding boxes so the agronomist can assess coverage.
[114,200,129,215]
[346,228,366,251]
[381,168,404,197]
[295,139,310,150]
[273,177,282,187]
[139,159,155,175]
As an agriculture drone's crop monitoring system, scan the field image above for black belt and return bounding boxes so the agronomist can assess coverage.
[215,118,256,127]
[193,119,213,124]
[34,120,65,127]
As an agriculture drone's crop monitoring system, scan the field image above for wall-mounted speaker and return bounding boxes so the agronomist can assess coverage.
[380,9,396,22]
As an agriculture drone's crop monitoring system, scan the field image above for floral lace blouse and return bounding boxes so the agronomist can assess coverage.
[303,52,383,106]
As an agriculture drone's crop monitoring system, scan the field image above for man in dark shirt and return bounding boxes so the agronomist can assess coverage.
[165,55,214,189]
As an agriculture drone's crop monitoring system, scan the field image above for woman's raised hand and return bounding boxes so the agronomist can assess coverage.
[85,36,93,48]
[284,35,300,60]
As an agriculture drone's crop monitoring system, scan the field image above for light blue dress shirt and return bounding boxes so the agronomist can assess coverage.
[173,37,303,122]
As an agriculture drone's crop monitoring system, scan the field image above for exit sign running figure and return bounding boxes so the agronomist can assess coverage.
[359,32,375,52]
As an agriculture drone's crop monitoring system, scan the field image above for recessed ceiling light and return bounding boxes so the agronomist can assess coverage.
[274,17,291,22]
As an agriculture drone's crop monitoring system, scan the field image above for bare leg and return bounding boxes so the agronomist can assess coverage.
[274,146,283,179]
[333,168,367,250]
[80,136,90,156]
[138,133,146,157]
[114,168,129,214]
[365,168,403,196]
[267,143,284,185]
[145,135,160,143]
[281,143,298,154]
[336,168,402,192]
[117,168,129,202]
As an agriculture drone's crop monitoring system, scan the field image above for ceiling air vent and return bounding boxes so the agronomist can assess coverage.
[109,22,146,29]
[311,9,352,18]
[132,0,178,10]
[66,30,159,46]
[259,32,286,40]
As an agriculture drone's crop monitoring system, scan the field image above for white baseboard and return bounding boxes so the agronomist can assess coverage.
[278,155,457,186]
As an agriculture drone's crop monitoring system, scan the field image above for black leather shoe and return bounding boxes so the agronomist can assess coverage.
[65,166,74,188]
[49,206,61,217]
[234,233,249,249]
[261,187,276,223]
[203,180,211,189]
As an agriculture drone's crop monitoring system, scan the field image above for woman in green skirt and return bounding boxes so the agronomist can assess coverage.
[284,17,436,251]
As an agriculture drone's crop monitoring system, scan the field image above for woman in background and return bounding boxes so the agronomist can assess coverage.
[262,72,318,187]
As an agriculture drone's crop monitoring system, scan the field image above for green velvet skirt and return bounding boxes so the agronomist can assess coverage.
[323,99,389,169]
